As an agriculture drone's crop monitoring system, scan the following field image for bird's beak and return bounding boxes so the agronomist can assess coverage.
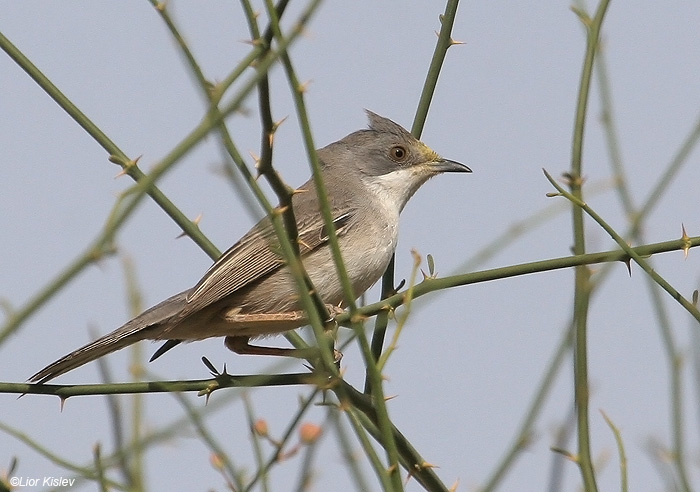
[430,158,472,173]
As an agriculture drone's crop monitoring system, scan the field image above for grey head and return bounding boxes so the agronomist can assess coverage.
[317,111,471,213]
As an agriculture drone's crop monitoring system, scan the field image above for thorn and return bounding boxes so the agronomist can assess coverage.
[197,381,220,401]
[298,238,311,251]
[59,396,67,412]
[113,155,141,178]
[297,80,313,94]
[561,173,575,186]
[405,461,441,486]
[242,37,262,47]
[205,80,220,102]
[681,223,691,259]
[271,115,288,133]
[249,150,261,169]
[623,257,632,276]
[561,172,581,187]
[449,38,465,46]
[210,452,224,470]
[7,456,18,477]
[154,1,167,13]
[176,213,202,239]
[0,298,15,317]
[550,446,579,462]
[277,444,300,462]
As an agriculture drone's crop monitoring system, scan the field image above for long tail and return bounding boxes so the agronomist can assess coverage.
[29,290,190,384]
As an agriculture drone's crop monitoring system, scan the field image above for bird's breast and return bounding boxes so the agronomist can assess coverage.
[304,206,399,305]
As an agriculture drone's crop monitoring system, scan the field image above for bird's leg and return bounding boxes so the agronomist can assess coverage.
[222,305,345,363]
[224,336,343,365]
[224,335,319,359]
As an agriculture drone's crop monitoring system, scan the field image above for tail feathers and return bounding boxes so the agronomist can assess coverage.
[29,290,191,384]
[29,326,154,384]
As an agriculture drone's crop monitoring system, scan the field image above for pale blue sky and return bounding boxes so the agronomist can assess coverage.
[2,2,700,491]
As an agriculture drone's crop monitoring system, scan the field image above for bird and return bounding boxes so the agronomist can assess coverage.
[29,111,471,383]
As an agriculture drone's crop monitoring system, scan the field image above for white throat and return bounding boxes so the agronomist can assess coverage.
[363,167,428,218]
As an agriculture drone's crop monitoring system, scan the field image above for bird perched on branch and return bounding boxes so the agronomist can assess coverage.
[30,111,470,383]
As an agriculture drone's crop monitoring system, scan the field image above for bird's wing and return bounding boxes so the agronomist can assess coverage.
[177,206,355,318]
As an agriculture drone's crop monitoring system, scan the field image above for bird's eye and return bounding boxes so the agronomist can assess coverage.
[390,145,407,161]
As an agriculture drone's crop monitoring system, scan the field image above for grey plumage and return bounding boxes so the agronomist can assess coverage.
[30,111,470,383]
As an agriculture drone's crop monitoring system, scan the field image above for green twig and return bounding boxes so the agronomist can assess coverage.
[336,381,449,492]
[377,251,422,372]
[149,1,210,92]
[173,391,243,490]
[123,257,146,492]
[412,0,461,137]
[93,444,109,492]
[544,170,700,324]
[294,413,326,492]
[150,0,331,363]
[0,240,116,344]
[261,0,339,371]
[0,30,219,259]
[329,407,373,491]
[371,0,461,374]
[0,4,319,346]
[568,3,611,490]
[368,256,396,391]
[547,168,700,492]
[600,410,628,492]
[266,19,410,470]
[480,323,574,491]
[242,389,320,492]
[0,422,125,490]
[94,337,132,487]
[244,395,271,492]
[344,407,396,490]
[4,234,700,396]
[595,40,699,491]
[4,373,314,397]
